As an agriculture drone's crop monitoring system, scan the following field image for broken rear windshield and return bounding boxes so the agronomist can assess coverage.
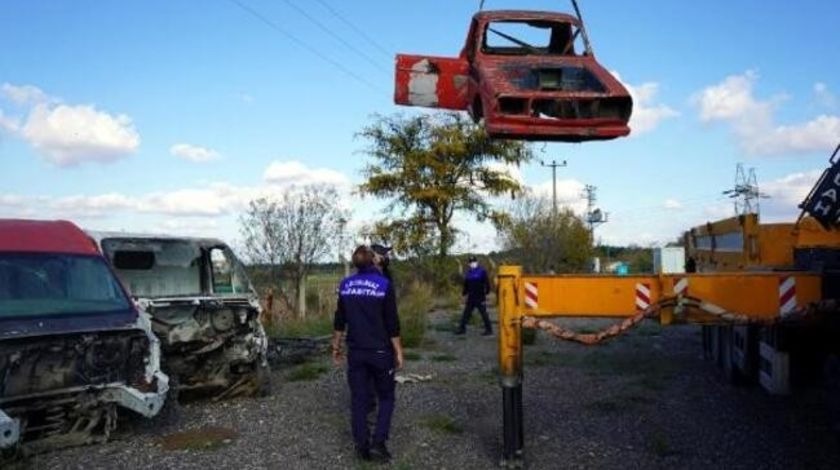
[0,253,131,318]
[483,20,583,56]
[102,238,203,297]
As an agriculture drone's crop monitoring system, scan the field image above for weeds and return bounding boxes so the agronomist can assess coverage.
[287,361,329,381]
[266,313,333,338]
[421,414,464,434]
[400,282,432,348]
[404,351,422,361]
[430,353,457,362]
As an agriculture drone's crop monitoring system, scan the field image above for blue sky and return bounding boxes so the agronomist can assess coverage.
[2,0,840,252]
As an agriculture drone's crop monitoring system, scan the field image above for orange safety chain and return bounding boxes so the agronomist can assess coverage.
[521,295,768,346]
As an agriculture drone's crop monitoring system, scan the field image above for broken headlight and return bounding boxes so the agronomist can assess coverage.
[211,309,236,332]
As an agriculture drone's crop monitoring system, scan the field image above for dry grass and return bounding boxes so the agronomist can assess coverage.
[159,427,238,451]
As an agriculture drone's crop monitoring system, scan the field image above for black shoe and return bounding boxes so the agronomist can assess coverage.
[355,446,372,461]
[370,441,392,462]
[454,328,466,335]
[482,330,493,336]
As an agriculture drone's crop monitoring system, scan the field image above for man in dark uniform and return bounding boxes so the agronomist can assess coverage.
[455,255,493,336]
[332,245,404,462]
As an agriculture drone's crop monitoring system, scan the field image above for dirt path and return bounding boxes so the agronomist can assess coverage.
[33,308,840,469]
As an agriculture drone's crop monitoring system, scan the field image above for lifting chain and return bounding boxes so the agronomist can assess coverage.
[521,294,770,346]
[522,307,659,346]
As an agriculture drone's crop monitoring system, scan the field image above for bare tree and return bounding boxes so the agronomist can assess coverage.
[239,185,347,316]
[497,194,592,274]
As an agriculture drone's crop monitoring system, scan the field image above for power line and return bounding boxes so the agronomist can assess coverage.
[226,0,381,92]
[280,0,390,74]
[312,0,392,58]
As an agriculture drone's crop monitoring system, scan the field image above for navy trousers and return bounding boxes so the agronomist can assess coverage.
[347,348,396,448]
[460,297,492,332]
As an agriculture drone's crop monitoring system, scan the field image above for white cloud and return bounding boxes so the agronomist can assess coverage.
[1,83,51,106]
[611,72,679,135]
[814,82,837,109]
[2,159,356,222]
[160,218,221,236]
[529,178,587,214]
[760,169,822,220]
[51,193,137,218]
[139,186,249,217]
[21,103,140,166]
[0,109,19,133]
[238,93,255,104]
[663,198,683,210]
[694,71,840,156]
[263,160,351,188]
[1,83,141,166]
[170,143,220,163]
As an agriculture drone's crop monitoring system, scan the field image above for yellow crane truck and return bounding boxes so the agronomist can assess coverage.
[494,144,840,466]
[684,213,840,394]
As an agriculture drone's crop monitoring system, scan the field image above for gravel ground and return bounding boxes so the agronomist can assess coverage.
[29,308,840,470]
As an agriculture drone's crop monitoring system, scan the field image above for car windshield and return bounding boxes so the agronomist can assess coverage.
[102,238,203,297]
[0,253,131,318]
[483,20,583,56]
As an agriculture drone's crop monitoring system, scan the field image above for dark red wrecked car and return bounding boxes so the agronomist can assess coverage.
[395,10,633,142]
[0,220,168,459]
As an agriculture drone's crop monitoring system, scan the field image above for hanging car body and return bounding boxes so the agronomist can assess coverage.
[395,10,633,142]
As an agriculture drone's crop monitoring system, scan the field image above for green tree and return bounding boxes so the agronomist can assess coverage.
[358,112,532,258]
[497,194,593,273]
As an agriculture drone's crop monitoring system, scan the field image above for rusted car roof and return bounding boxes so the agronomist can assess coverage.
[473,10,580,25]
[0,219,98,255]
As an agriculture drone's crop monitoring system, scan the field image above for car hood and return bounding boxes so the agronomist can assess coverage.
[0,310,139,340]
[476,56,627,96]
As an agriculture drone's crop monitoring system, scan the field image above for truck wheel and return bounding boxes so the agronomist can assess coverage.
[824,355,840,434]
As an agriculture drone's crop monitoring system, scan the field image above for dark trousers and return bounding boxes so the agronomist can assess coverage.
[347,349,396,448]
[460,297,492,332]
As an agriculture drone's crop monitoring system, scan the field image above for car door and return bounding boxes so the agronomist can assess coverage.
[394,54,469,110]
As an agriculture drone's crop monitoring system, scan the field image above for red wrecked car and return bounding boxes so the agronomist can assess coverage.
[395,10,633,142]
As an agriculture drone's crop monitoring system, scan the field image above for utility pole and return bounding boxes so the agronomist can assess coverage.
[540,159,567,214]
[582,184,608,239]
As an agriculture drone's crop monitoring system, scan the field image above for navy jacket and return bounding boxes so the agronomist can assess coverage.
[334,267,400,350]
[463,266,491,300]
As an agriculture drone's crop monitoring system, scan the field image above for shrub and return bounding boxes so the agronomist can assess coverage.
[267,313,334,338]
[399,281,432,348]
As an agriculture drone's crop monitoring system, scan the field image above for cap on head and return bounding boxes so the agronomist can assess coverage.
[468,255,477,263]
[370,243,392,257]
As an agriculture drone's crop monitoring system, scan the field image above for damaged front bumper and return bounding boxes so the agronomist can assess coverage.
[0,373,169,451]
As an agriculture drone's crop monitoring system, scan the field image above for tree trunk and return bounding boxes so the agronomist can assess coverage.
[297,276,307,318]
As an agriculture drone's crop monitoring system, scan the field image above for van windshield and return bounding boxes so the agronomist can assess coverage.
[102,238,203,298]
[0,253,131,318]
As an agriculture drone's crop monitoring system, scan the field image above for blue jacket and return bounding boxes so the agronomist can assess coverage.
[334,267,400,350]
[463,265,491,300]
